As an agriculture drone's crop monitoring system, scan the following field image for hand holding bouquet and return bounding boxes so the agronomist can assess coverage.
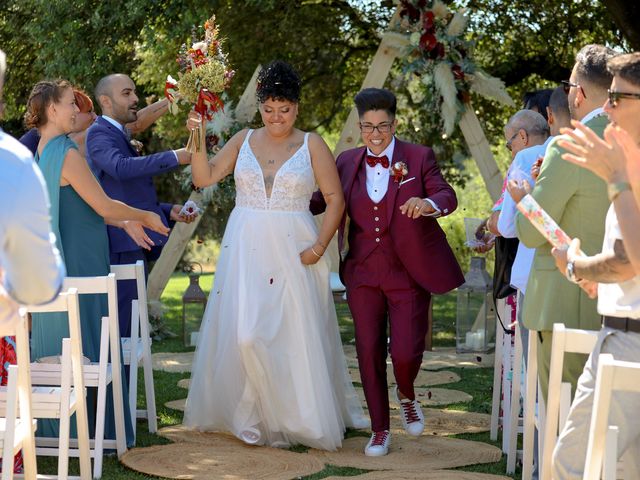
[166,15,234,153]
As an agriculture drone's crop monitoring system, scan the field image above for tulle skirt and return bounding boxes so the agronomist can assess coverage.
[184,206,367,450]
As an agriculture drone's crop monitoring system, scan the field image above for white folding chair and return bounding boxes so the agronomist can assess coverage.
[109,261,157,437]
[0,365,36,480]
[542,323,598,480]
[584,354,640,480]
[0,304,37,480]
[521,329,546,480]
[50,274,127,479]
[16,289,92,480]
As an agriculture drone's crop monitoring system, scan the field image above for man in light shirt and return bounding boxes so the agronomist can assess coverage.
[0,48,65,333]
[514,44,616,400]
[551,50,640,480]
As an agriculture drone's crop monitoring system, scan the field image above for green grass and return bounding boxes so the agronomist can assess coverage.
[39,274,517,479]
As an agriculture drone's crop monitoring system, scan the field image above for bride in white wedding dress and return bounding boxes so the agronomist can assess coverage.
[183,61,367,450]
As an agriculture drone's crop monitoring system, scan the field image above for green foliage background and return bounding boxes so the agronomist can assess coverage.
[0,0,630,254]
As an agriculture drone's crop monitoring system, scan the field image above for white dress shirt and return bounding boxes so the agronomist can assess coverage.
[497,137,553,292]
[0,129,65,333]
[366,137,440,215]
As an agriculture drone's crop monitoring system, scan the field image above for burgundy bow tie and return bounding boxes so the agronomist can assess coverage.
[366,154,390,169]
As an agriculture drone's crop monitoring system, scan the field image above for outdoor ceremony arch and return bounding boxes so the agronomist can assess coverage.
[147,4,512,300]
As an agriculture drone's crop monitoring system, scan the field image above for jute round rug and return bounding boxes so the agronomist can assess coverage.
[177,378,190,389]
[390,409,490,436]
[157,424,231,445]
[355,387,472,409]
[165,398,186,412]
[308,434,501,471]
[121,437,324,480]
[349,368,460,388]
[421,348,494,370]
[151,352,194,373]
[324,470,511,480]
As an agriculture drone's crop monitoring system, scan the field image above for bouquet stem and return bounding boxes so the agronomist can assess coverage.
[186,122,205,153]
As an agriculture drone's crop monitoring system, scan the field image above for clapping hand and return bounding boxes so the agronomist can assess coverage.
[506,178,531,203]
[557,121,628,183]
[531,156,543,181]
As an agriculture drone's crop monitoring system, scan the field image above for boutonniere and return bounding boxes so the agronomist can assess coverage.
[390,161,408,183]
[130,139,144,155]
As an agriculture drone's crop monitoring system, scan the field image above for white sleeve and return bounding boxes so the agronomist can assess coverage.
[1,160,65,305]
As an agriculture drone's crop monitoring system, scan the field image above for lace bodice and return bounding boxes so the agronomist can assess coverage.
[234,130,315,211]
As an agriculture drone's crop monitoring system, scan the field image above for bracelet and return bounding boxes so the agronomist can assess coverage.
[311,247,323,258]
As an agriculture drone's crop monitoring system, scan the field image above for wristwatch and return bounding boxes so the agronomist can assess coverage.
[566,261,582,284]
[607,181,631,202]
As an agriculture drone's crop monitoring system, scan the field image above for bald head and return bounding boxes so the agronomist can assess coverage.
[505,109,550,139]
[94,74,138,124]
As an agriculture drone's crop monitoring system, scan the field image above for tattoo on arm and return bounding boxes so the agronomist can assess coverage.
[575,239,632,283]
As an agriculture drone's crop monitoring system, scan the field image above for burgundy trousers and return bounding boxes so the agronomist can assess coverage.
[344,247,431,432]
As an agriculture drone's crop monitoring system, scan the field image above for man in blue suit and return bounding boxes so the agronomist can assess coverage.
[86,73,193,338]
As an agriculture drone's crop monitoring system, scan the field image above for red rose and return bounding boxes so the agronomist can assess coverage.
[422,11,435,32]
[420,33,437,52]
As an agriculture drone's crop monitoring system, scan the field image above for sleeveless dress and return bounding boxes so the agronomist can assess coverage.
[184,130,367,450]
[32,135,134,445]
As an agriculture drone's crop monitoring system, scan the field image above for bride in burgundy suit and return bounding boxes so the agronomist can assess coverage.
[312,88,464,456]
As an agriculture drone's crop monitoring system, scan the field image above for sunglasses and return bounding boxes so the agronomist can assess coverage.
[607,89,640,108]
[562,80,587,99]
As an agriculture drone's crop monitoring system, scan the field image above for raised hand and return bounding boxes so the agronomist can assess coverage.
[506,178,531,203]
[607,125,640,184]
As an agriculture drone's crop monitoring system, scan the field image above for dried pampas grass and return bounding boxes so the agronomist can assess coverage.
[434,63,458,135]
[446,10,468,37]
[469,70,515,107]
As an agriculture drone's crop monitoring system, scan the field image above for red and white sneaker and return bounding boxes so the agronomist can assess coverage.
[395,386,424,436]
[364,430,391,456]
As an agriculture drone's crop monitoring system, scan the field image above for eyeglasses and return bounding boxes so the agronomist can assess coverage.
[562,80,587,99]
[607,89,640,108]
[360,122,393,134]
[506,130,520,152]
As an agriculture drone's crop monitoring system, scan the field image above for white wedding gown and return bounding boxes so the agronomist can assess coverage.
[184,130,367,450]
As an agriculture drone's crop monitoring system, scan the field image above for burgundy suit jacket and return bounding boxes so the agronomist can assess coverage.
[311,139,464,294]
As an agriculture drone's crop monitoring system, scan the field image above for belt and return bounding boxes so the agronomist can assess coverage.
[603,315,640,333]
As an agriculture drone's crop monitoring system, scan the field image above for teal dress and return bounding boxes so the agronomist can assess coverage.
[32,135,134,446]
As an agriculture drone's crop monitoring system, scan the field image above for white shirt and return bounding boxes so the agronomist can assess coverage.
[580,107,606,125]
[597,205,640,319]
[0,129,65,333]
[102,115,179,164]
[366,137,440,215]
[497,137,553,292]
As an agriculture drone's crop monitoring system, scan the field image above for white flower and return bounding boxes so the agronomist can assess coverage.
[409,32,421,46]
[191,41,208,53]
[421,74,433,86]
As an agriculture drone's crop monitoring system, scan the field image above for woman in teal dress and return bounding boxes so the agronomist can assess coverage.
[25,80,169,446]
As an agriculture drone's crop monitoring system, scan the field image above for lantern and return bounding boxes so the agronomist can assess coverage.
[456,256,496,353]
[182,262,207,347]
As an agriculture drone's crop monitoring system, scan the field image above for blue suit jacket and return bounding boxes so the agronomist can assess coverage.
[85,116,178,254]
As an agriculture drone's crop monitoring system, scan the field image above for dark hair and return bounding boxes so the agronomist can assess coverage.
[24,80,73,129]
[256,60,302,103]
[575,44,617,90]
[548,86,570,120]
[607,52,640,87]
[523,89,553,120]
[354,88,396,118]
